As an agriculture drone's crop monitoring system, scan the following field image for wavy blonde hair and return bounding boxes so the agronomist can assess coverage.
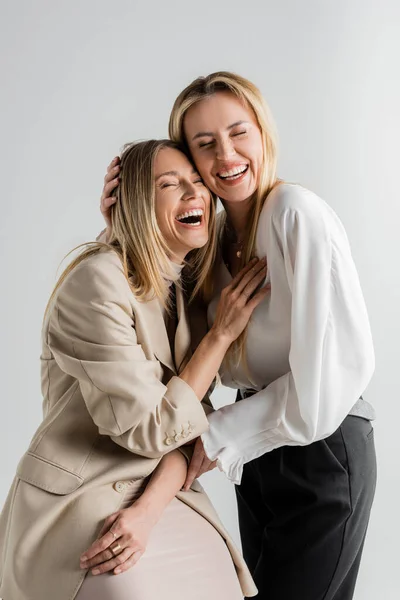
[45,139,218,319]
[169,71,280,369]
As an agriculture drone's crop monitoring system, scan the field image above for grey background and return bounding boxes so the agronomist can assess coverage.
[1,1,399,598]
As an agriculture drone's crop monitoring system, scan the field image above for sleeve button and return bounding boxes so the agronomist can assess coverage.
[165,437,173,446]
[113,481,126,493]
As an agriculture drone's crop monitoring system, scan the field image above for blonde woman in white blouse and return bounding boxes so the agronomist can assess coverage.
[101,72,376,600]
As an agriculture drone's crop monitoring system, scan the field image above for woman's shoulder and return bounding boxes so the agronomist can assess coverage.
[263,183,326,219]
[255,183,351,255]
[77,247,124,270]
[69,248,125,280]
[56,249,131,304]
[258,183,342,234]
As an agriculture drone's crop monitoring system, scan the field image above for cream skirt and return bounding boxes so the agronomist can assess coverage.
[75,479,243,600]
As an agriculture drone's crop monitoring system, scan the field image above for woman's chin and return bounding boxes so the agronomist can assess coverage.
[216,178,257,204]
[188,234,209,251]
[169,236,209,260]
[178,224,209,249]
[184,234,209,253]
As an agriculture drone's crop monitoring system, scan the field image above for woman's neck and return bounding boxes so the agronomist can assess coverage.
[162,258,184,290]
[220,196,253,243]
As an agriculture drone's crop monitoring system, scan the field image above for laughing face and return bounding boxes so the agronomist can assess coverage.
[183,91,264,205]
[154,147,211,263]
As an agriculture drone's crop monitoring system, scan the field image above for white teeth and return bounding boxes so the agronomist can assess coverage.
[176,209,204,221]
[219,165,248,179]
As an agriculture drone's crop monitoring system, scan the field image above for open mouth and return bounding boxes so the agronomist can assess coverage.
[217,165,249,181]
[175,208,204,227]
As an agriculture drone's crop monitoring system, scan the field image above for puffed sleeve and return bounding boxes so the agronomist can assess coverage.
[201,189,375,484]
[47,252,209,459]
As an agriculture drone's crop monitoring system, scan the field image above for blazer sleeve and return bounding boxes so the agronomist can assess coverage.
[47,253,209,459]
[178,393,215,464]
[201,189,375,484]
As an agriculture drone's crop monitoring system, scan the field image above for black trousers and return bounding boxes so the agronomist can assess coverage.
[235,414,377,600]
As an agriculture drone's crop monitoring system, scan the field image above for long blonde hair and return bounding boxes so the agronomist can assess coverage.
[169,71,279,369]
[45,139,218,318]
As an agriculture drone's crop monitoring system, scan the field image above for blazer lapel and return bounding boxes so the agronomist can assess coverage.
[174,286,191,373]
[136,295,176,374]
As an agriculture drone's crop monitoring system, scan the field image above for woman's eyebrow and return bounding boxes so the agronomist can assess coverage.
[155,170,179,181]
[227,120,248,130]
[191,120,249,141]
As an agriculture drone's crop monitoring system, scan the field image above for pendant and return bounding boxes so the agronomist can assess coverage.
[236,250,242,258]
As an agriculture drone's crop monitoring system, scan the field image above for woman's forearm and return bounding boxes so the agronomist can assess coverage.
[179,328,231,400]
[132,449,188,521]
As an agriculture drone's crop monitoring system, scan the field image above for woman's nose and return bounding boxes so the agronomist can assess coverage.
[182,182,201,200]
[216,137,235,160]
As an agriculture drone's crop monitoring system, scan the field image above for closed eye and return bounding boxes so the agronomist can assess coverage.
[160,181,178,189]
[232,130,247,137]
[198,140,214,148]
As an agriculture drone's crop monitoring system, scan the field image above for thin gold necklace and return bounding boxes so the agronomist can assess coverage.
[231,241,244,258]
[225,224,245,258]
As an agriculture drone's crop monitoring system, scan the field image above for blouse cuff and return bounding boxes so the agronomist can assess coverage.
[201,426,290,485]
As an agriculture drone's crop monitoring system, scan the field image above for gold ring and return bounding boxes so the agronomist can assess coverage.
[110,543,122,556]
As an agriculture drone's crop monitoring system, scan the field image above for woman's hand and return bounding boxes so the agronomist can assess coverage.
[212,257,269,343]
[100,156,120,238]
[80,501,157,576]
[179,257,270,402]
[182,437,217,491]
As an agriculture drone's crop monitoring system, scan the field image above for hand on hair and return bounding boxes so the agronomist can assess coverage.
[100,156,120,239]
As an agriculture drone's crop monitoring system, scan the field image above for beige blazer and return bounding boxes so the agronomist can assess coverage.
[0,250,257,600]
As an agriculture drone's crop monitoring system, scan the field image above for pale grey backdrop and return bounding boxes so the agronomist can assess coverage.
[1,1,399,598]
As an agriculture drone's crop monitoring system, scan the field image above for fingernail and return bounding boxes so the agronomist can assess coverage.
[114,568,121,574]
[81,555,87,561]
[92,569,100,575]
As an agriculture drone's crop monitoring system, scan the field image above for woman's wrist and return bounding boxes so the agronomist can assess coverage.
[207,325,233,349]
[128,492,163,525]
[129,450,187,523]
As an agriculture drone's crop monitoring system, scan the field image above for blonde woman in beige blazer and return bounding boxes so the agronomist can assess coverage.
[0,139,269,600]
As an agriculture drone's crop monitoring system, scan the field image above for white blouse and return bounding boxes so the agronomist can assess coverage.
[201,184,375,485]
